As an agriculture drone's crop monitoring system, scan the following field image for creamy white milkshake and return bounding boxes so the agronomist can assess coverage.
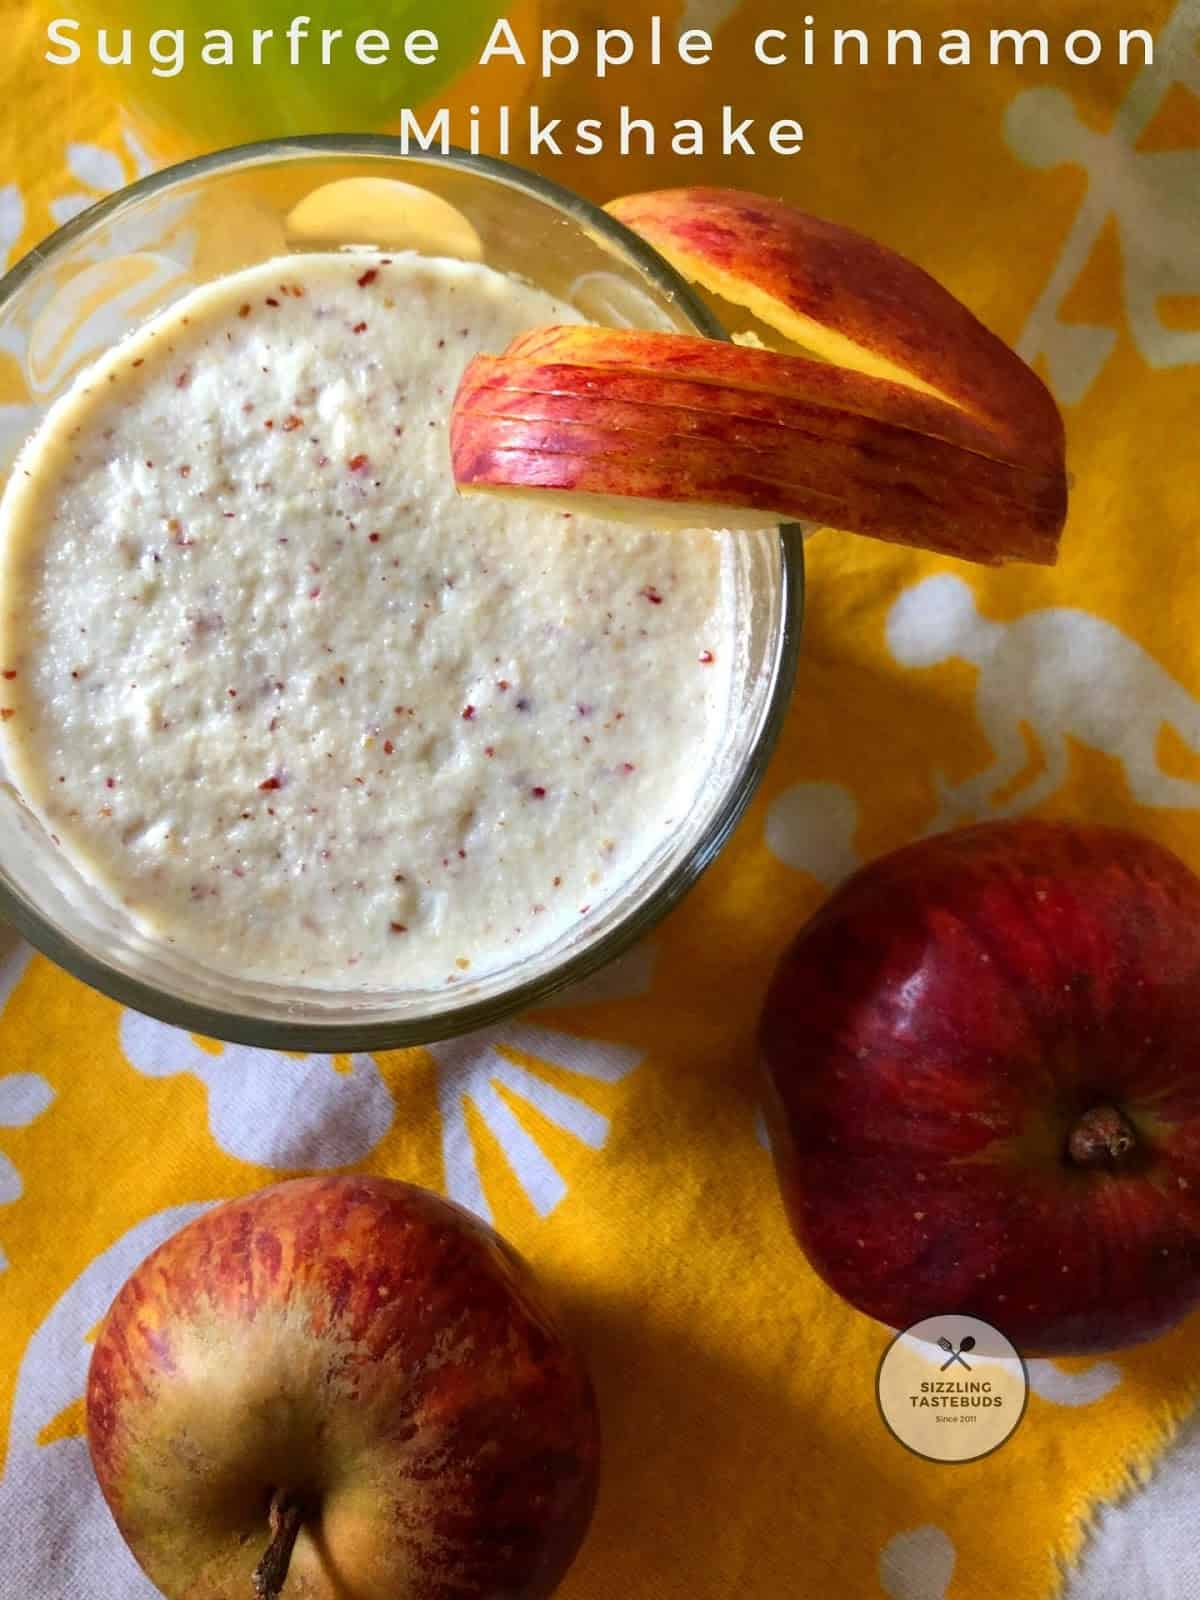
[0,251,736,988]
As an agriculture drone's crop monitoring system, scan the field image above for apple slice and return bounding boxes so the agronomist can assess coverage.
[457,361,1064,516]
[605,187,1062,474]
[459,339,1062,481]
[452,403,1062,562]
[452,341,1065,563]
[450,190,1067,565]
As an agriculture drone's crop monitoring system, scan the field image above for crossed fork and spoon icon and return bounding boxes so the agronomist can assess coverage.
[937,1335,977,1371]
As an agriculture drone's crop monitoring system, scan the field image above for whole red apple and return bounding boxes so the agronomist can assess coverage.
[761,820,1200,1355]
[86,1176,599,1599]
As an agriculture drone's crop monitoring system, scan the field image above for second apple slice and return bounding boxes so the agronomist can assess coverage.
[453,343,1065,563]
[452,379,1063,561]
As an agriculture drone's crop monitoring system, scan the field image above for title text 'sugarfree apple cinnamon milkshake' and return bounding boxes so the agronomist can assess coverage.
[0,251,737,988]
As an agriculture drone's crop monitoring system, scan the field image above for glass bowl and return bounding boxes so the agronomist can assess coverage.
[0,137,804,1049]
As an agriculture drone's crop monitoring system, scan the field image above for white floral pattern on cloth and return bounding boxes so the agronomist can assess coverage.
[0,122,189,467]
[767,571,1200,864]
[0,1077,52,1203]
[1064,1407,1200,1599]
[1028,1360,1124,1408]
[1006,0,1200,404]
[887,576,1200,829]
[764,780,861,890]
[431,1019,642,1223]
[47,125,184,270]
[0,177,36,454]
[879,1525,957,1600]
[0,1073,53,1271]
[429,943,652,1221]
[118,1012,397,1171]
[0,1204,210,1599]
[0,183,24,281]
[0,934,41,1273]
[48,127,157,226]
[119,944,649,1216]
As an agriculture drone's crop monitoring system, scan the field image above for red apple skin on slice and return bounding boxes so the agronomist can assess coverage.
[452,328,1066,563]
[451,407,1062,565]
[760,821,1200,1356]
[499,326,1032,469]
[605,187,1064,476]
[87,1176,599,1600]
[456,361,1066,514]
[456,349,1064,485]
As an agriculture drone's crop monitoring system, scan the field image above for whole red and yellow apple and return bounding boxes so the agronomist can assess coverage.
[86,1176,599,1599]
[761,821,1200,1355]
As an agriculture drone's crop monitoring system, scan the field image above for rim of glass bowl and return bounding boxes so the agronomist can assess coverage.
[0,136,805,1050]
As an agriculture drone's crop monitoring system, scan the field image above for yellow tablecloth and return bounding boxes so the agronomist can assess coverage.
[2,3,1200,1596]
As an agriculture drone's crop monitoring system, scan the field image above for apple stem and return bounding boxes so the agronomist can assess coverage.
[1068,1105,1137,1168]
[252,1489,304,1600]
